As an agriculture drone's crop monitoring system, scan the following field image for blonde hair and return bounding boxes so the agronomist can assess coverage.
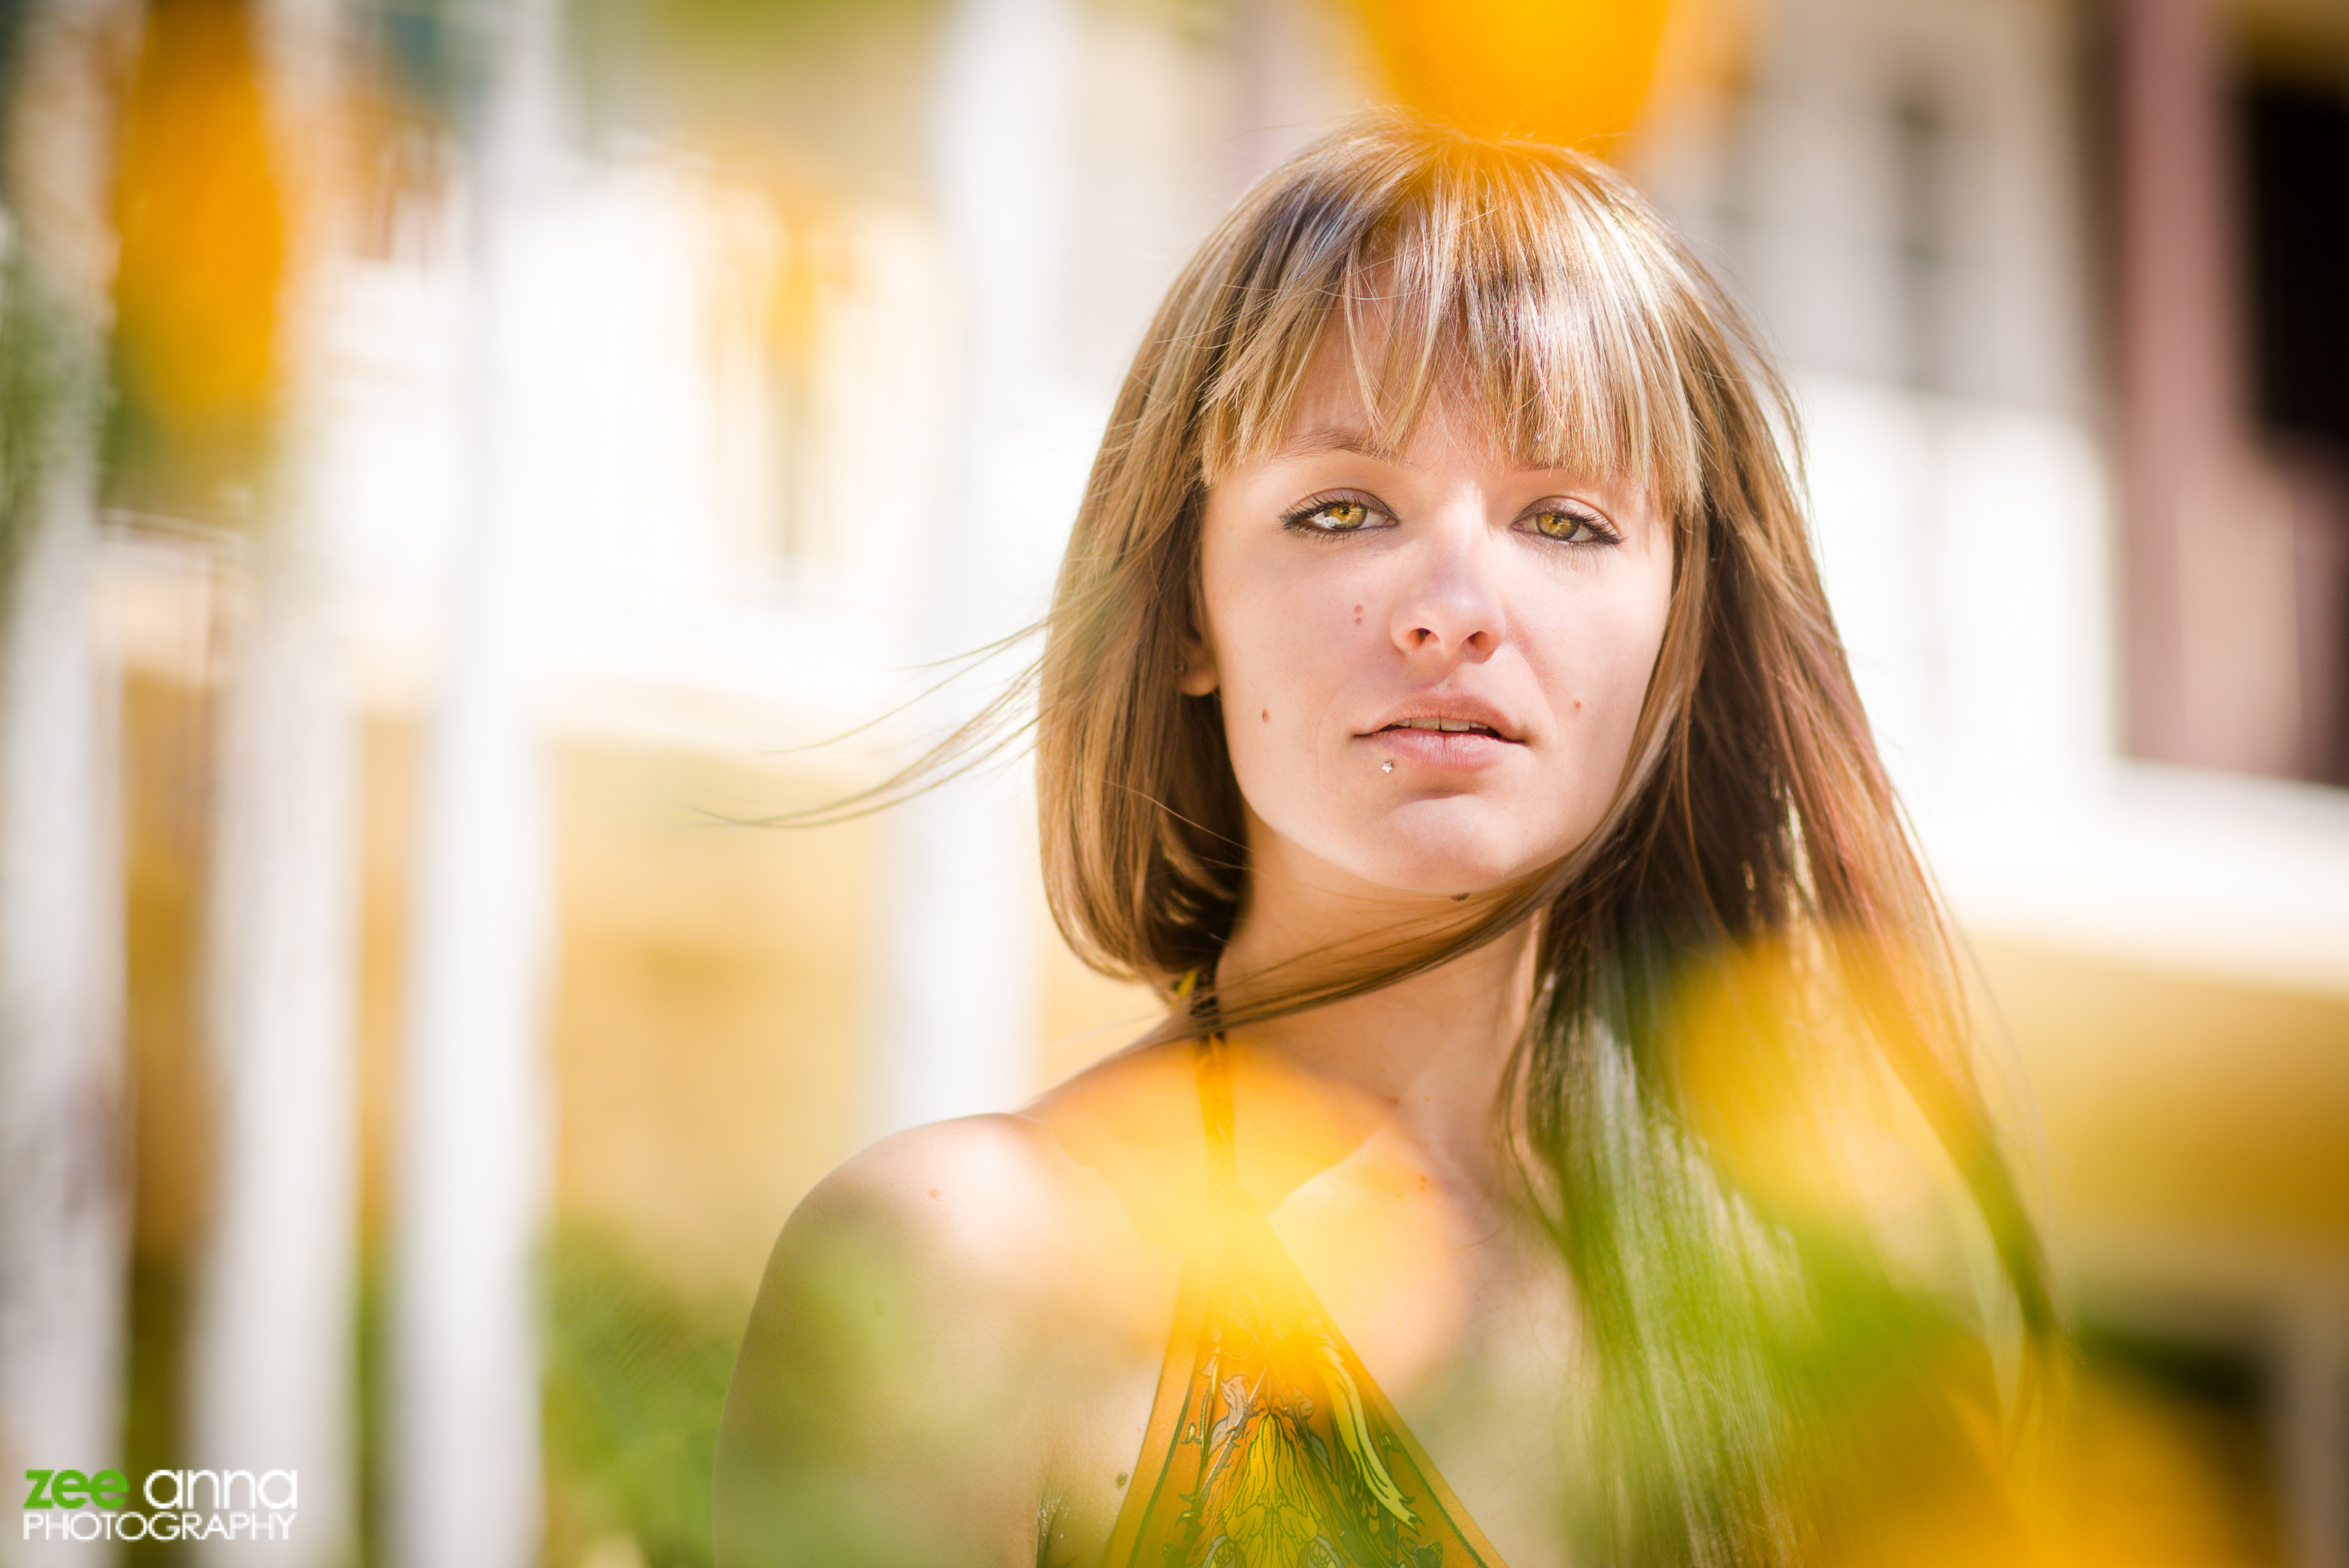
[1027,110,2053,1566]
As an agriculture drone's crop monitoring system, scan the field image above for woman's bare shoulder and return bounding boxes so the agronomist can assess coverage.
[747,1027,1206,1322]
[798,1113,1093,1255]
[716,1111,1166,1566]
[715,1040,1217,1566]
[761,1036,1214,1266]
[747,1109,1147,1352]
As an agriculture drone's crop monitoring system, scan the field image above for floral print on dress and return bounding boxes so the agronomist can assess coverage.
[1106,1039,1508,1568]
[1154,1271,1457,1568]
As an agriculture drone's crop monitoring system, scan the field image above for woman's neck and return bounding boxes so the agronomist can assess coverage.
[1213,826,1537,1197]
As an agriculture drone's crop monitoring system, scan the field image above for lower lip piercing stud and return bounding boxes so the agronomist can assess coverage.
[1381,760,1395,773]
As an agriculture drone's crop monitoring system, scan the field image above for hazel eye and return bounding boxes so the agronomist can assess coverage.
[1299,499,1374,532]
[1530,506,1605,543]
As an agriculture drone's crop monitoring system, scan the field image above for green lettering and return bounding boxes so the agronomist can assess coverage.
[51,1471,86,1508]
[21,1470,55,1508]
[91,1471,128,1510]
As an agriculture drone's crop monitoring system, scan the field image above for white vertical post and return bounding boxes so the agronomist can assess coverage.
[188,544,361,1568]
[866,0,1075,1134]
[389,1,560,1566]
[185,0,363,1559]
[0,444,124,1568]
[0,2,128,1559]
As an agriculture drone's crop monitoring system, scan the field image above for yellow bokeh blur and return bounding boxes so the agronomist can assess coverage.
[109,0,287,453]
[1349,0,1676,151]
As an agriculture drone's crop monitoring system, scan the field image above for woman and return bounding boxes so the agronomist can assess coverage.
[715,111,2054,1568]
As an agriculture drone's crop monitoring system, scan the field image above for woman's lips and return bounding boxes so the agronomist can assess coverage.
[1370,724,1520,770]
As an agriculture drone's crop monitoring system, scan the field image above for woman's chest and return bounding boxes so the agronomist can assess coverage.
[1271,1183,1585,1566]
[1037,1178,1583,1568]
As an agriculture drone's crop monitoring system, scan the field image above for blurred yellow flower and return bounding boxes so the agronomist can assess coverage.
[110,0,287,452]
[1348,0,1675,152]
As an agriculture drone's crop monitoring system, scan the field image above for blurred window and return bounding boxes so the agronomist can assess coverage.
[2245,82,2349,453]
[1892,78,1957,394]
[2095,0,2349,787]
[2240,71,2349,787]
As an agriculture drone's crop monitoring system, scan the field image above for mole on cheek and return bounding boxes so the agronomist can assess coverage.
[1353,603,1364,625]
[1260,708,1270,723]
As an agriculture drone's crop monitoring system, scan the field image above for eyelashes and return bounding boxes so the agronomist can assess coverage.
[1280,492,1386,535]
[1277,490,1621,546]
[1525,504,1618,545]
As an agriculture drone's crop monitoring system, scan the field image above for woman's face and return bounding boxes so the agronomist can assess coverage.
[1184,341,1675,903]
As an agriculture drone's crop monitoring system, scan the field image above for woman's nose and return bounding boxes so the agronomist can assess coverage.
[1391,524,1504,661]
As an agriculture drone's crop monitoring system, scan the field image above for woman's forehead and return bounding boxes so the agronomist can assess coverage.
[1259,327,1634,483]
[1202,252,1699,514]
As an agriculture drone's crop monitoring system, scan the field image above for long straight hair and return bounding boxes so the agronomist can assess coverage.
[1029,111,2053,1566]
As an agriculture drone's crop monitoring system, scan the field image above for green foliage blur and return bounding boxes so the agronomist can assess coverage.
[543,1232,747,1568]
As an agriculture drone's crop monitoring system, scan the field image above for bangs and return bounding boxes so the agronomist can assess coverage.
[1197,127,1707,522]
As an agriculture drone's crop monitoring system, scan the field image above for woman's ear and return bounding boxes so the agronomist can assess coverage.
[1174,630,1219,696]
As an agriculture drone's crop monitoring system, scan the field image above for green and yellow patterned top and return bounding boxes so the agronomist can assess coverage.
[1105,1039,1513,1568]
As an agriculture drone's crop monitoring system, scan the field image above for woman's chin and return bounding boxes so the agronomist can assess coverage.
[1340,839,1551,902]
[1255,797,1585,906]
[1344,804,1581,899]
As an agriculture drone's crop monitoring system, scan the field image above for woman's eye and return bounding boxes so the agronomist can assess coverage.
[1529,507,1605,543]
[1290,498,1376,532]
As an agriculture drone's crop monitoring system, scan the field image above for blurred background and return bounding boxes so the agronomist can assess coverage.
[0,0,2342,1563]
